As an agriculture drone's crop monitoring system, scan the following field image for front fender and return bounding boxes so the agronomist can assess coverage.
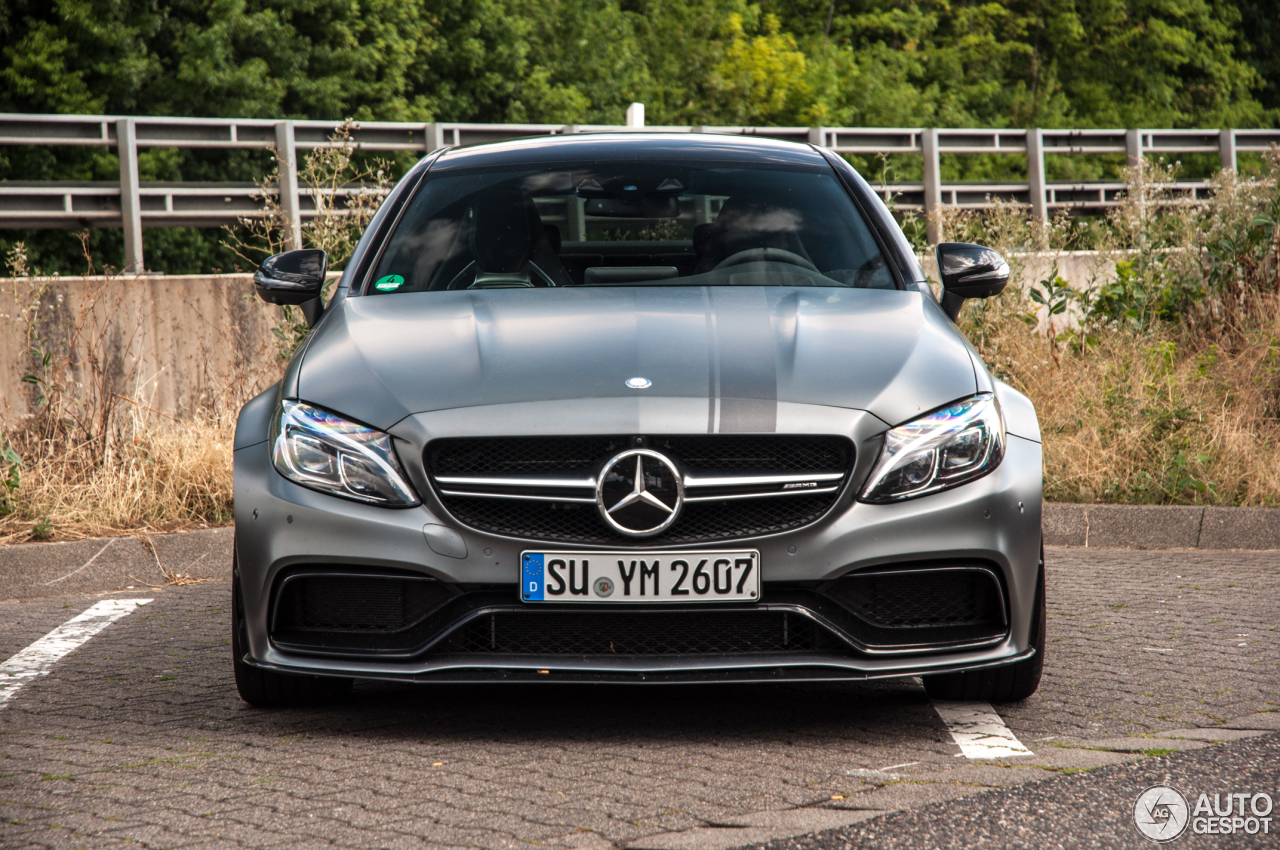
[234,383,280,450]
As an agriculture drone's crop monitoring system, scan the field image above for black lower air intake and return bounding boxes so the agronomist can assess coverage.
[821,562,1008,649]
[270,572,458,654]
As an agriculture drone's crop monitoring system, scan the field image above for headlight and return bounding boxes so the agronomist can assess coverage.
[271,400,419,506]
[859,393,1005,503]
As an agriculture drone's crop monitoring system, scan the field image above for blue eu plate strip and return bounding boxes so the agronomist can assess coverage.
[522,553,545,601]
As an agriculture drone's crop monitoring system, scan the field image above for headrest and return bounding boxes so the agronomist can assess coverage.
[469,188,538,273]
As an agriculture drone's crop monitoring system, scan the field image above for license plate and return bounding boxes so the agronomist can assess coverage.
[520,550,760,603]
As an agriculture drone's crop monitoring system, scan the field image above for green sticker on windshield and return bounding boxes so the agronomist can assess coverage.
[375,274,405,291]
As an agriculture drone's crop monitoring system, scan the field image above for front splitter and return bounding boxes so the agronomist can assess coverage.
[245,647,1036,685]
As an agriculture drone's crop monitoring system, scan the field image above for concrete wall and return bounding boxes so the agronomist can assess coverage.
[0,274,283,424]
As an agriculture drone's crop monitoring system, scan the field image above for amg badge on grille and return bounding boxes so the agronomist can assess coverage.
[596,449,683,536]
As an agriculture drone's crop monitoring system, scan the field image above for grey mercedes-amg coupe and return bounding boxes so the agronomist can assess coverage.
[232,133,1044,707]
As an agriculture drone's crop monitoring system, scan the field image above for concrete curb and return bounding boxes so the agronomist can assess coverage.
[0,528,233,602]
[0,504,1276,601]
[1043,504,1280,550]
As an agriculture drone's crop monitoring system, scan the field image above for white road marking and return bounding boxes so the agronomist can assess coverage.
[0,599,152,709]
[931,699,1033,758]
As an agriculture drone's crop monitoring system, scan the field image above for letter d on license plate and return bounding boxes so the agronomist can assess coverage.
[521,550,760,603]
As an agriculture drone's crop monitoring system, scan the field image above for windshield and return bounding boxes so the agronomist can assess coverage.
[364,160,895,294]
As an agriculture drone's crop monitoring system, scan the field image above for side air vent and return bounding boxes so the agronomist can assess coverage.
[270,572,459,654]
[820,562,1008,649]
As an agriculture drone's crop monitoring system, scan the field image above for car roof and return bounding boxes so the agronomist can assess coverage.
[430,132,830,172]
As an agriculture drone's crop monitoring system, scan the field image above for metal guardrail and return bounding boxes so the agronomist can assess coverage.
[1,111,1277,271]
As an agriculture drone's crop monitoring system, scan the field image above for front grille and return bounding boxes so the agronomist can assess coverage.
[431,436,626,476]
[650,436,848,472]
[428,435,852,545]
[271,573,459,653]
[821,563,1007,648]
[441,493,838,545]
[441,611,843,656]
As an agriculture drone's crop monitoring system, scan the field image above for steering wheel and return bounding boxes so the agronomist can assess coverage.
[713,247,819,273]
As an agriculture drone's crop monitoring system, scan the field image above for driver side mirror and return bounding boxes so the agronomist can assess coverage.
[935,242,1009,321]
[253,249,328,328]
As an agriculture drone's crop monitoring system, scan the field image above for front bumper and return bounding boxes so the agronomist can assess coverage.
[233,399,1043,682]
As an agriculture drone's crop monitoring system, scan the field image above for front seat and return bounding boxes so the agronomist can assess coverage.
[455,188,572,288]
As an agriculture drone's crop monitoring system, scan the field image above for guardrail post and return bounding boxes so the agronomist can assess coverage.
[922,127,942,244]
[274,121,302,250]
[115,118,144,273]
[425,123,446,153]
[1026,128,1048,226]
[1219,129,1236,173]
[1125,128,1142,170]
[808,127,828,147]
[567,196,587,241]
[1126,128,1146,218]
[626,103,645,129]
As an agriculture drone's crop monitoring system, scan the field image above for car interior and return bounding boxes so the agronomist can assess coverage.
[366,164,897,294]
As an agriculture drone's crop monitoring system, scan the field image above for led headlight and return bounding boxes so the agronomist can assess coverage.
[271,400,419,506]
[859,393,1005,503]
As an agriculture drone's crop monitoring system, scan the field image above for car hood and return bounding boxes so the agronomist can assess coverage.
[298,286,977,431]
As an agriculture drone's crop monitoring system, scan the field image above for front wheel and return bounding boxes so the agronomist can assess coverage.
[232,554,352,708]
[923,543,1045,703]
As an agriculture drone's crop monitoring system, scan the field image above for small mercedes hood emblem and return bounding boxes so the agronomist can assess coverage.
[625,377,652,389]
[596,449,683,537]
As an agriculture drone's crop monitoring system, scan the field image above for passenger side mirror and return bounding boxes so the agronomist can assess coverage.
[253,249,329,328]
[934,242,1009,321]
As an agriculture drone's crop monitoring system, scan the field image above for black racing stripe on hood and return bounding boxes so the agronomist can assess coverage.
[710,287,777,433]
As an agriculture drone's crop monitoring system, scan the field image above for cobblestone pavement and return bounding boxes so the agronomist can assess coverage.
[0,547,1276,849]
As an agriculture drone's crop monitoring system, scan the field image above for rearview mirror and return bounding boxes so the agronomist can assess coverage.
[935,242,1009,321]
[253,249,328,306]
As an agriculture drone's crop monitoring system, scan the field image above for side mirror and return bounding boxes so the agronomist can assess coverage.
[935,242,1009,321]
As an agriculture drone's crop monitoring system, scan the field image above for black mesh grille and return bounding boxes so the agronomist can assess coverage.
[271,573,459,653]
[429,435,851,545]
[431,436,629,475]
[821,565,1007,647]
[653,435,849,472]
[442,611,843,656]
[440,493,837,546]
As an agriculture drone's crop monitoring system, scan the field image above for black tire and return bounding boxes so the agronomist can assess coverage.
[233,554,352,708]
[923,542,1046,703]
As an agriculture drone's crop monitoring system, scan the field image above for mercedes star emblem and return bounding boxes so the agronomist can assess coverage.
[596,449,683,537]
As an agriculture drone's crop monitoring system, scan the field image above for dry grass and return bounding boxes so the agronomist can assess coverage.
[0,410,236,544]
[0,242,265,544]
[964,291,1280,506]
